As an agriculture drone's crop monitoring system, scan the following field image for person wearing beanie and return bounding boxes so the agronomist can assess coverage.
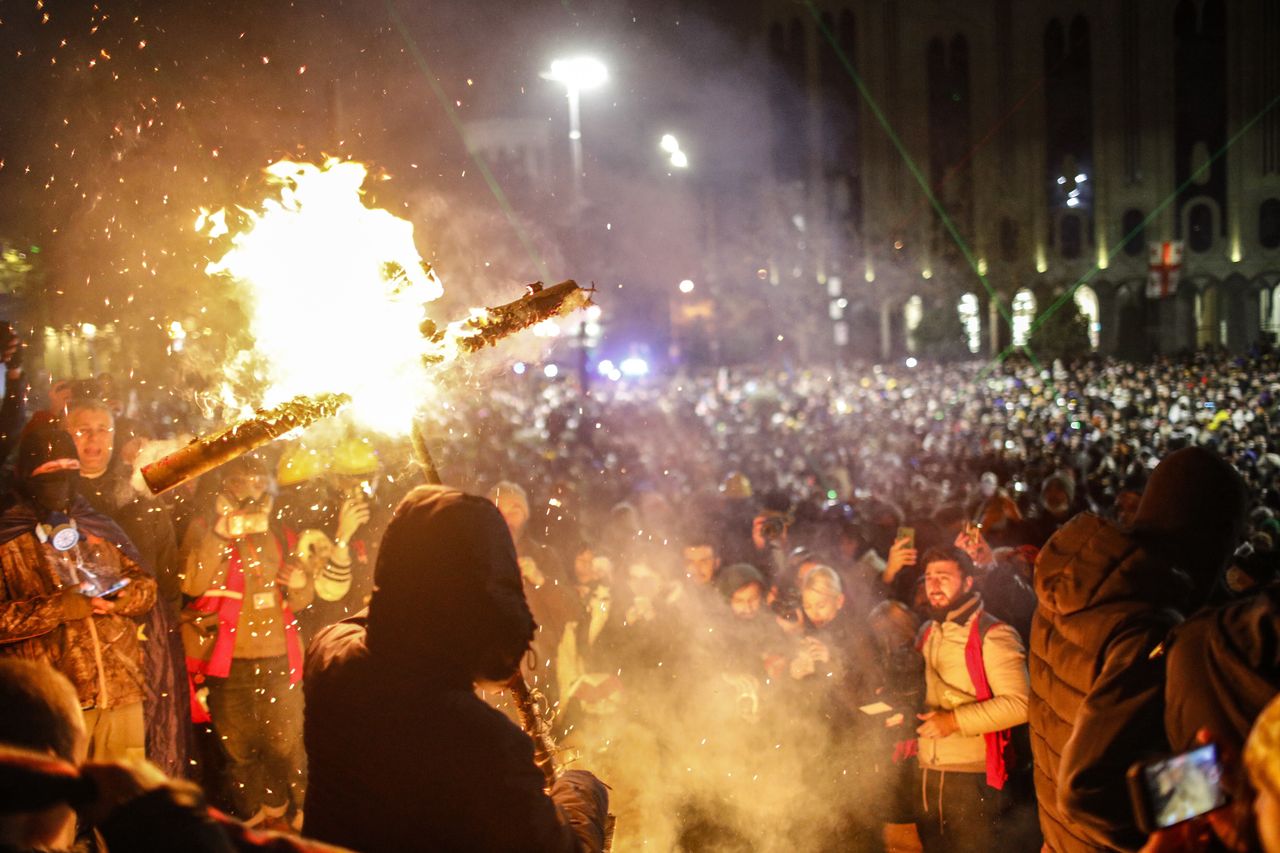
[1029,446,1249,853]
[0,424,157,765]
[715,562,766,620]
[303,485,609,853]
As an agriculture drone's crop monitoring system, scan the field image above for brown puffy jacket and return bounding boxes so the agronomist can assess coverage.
[0,531,157,709]
[1029,513,1189,853]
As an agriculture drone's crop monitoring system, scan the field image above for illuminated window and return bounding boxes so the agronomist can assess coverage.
[1012,288,1037,346]
[904,295,923,353]
[958,293,982,354]
[1074,284,1100,349]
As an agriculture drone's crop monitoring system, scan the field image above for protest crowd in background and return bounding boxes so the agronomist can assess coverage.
[2,336,1280,852]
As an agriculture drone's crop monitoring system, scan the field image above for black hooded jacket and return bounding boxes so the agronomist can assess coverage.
[303,486,608,853]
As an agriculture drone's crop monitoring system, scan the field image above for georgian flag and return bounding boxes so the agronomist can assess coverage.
[1147,240,1183,300]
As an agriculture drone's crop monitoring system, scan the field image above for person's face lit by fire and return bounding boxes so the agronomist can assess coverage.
[682,545,720,585]
[223,471,269,506]
[573,547,599,586]
[65,407,115,479]
[729,582,762,620]
[494,491,529,540]
[924,559,973,611]
[802,581,845,628]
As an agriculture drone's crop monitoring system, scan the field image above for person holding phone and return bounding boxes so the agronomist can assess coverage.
[914,545,1030,852]
[0,424,157,765]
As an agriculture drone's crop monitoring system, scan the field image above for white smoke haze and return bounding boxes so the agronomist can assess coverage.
[544,554,895,853]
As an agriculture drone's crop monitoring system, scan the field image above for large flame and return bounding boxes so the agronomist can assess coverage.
[200,158,443,434]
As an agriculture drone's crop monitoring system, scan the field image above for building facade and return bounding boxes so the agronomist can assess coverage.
[745,0,1280,360]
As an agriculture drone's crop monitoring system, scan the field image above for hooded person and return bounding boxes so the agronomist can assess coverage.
[1029,447,1249,853]
[0,424,158,765]
[303,485,610,853]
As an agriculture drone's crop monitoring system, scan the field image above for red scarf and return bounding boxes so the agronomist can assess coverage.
[963,613,1011,790]
[185,533,304,723]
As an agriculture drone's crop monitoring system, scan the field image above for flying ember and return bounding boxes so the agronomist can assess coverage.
[199,157,444,435]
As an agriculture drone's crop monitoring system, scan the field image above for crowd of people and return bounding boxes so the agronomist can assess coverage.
[1,333,1280,852]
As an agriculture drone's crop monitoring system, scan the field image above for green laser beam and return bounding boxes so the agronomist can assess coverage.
[383,0,551,282]
[976,89,1280,383]
[805,2,1040,370]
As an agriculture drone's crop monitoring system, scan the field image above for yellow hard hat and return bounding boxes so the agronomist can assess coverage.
[277,444,329,486]
[720,471,752,499]
[331,436,380,477]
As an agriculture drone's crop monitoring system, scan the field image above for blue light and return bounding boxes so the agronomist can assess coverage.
[619,357,649,377]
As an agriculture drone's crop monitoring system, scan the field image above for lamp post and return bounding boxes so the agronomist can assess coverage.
[541,57,608,206]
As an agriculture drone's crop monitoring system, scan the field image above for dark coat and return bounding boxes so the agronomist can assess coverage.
[304,618,607,853]
[1164,583,1280,754]
[1029,513,1189,853]
[303,487,608,853]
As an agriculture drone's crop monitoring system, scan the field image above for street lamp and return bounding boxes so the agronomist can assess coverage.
[541,57,608,203]
[659,133,689,170]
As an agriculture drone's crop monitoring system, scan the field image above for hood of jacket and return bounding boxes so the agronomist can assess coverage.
[1035,512,1192,619]
[366,485,535,683]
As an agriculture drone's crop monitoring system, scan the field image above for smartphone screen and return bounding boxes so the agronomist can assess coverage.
[98,578,131,598]
[1140,744,1229,830]
[896,526,915,549]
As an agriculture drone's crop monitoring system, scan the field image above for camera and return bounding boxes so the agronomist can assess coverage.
[759,512,791,542]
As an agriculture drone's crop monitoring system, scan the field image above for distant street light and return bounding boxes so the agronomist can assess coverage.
[542,57,608,203]
[659,133,689,169]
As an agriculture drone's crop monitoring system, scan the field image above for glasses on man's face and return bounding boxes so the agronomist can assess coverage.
[72,427,114,439]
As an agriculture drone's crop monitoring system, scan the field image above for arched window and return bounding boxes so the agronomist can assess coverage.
[1188,203,1214,252]
[1012,289,1037,346]
[1121,208,1146,256]
[1260,199,1280,249]
[1074,284,1101,349]
[904,295,923,353]
[958,293,982,354]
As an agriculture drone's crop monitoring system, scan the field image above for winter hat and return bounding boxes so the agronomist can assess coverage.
[16,425,78,483]
[1131,447,1249,584]
[715,563,765,599]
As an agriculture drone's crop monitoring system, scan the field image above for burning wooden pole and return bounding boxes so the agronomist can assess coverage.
[142,280,594,495]
[422,279,594,363]
[141,393,351,495]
